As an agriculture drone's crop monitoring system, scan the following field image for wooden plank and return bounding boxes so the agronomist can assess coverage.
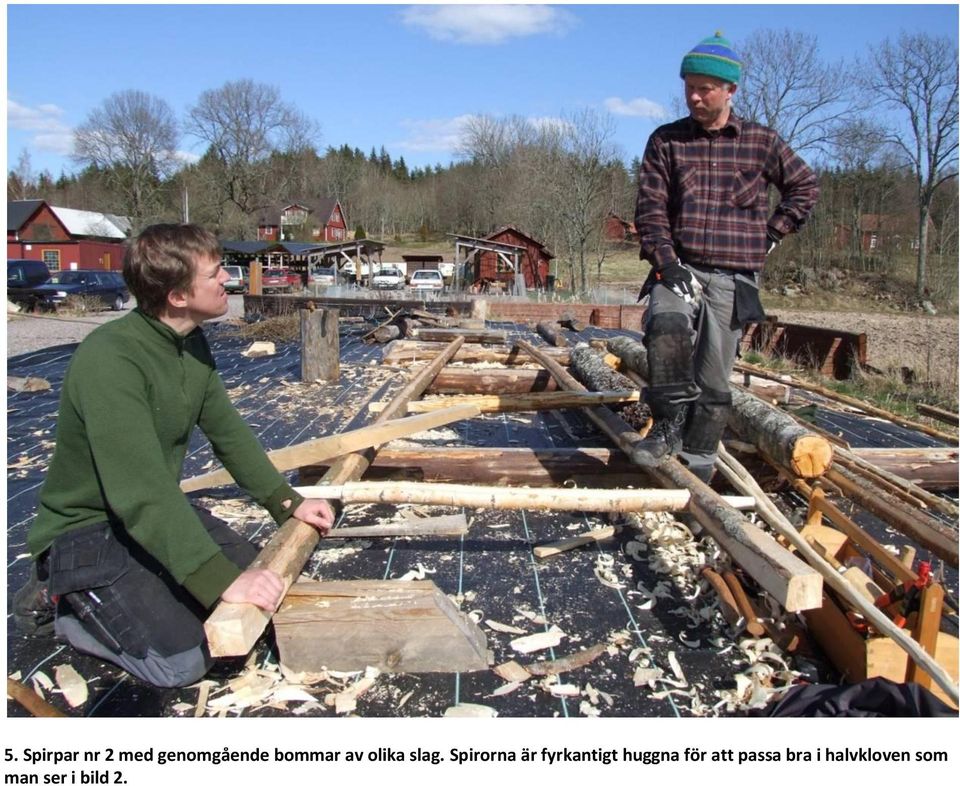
[807,493,918,585]
[850,447,958,491]
[204,336,467,657]
[181,404,481,492]
[367,389,641,414]
[906,584,946,690]
[515,338,823,613]
[274,579,493,673]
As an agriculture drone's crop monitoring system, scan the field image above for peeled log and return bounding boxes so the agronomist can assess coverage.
[605,335,833,479]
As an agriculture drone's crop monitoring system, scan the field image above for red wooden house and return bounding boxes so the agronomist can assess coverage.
[478,226,553,289]
[7,200,130,272]
[834,212,933,254]
[604,213,637,242]
[258,199,348,243]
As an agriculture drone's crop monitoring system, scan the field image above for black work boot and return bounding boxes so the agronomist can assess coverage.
[632,406,687,468]
[13,562,56,638]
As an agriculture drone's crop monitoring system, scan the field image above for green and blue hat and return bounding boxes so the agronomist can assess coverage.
[680,31,742,85]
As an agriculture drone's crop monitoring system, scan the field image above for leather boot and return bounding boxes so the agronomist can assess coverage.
[631,406,687,468]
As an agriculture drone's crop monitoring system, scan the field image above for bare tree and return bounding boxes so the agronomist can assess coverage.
[737,29,855,154]
[545,110,620,294]
[9,150,36,200]
[186,80,319,226]
[863,32,959,301]
[73,90,179,230]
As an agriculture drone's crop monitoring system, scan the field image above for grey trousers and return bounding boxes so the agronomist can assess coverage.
[48,507,257,688]
[643,267,752,472]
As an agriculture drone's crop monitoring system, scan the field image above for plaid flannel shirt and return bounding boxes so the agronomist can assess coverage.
[635,112,819,273]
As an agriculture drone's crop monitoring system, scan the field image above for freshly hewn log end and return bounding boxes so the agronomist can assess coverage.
[791,435,834,478]
[205,602,273,657]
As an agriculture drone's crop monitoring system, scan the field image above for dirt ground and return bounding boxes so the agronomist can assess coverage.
[769,308,959,387]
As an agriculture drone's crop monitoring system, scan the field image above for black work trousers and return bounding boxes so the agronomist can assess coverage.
[44,507,257,688]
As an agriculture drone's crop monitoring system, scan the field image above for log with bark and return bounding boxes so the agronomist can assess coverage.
[515,339,823,612]
[536,321,568,347]
[203,337,467,657]
[569,344,649,431]
[604,335,834,478]
[849,447,958,492]
[735,361,958,444]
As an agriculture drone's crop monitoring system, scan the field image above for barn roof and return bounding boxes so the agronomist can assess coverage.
[50,206,130,239]
[258,198,343,226]
[7,200,46,232]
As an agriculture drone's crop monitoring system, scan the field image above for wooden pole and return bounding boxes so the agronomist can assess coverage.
[204,337,467,657]
[825,465,958,567]
[514,339,822,612]
[383,340,570,367]
[300,308,339,382]
[916,402,959,427]
[293,480,756,513]
[428,367,560,395]
[367,389,641,414]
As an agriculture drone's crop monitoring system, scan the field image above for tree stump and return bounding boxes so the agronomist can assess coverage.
[300,308,339,382]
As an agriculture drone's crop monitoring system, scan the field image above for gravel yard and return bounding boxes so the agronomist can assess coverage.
[5,295,246,358]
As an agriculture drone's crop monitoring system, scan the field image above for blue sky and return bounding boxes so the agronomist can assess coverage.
[6,3,959,179]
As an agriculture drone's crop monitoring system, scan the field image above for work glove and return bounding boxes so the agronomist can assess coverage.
[656,259,702,306]
[766,228,783,255]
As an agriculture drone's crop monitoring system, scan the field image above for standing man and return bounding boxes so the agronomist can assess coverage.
[633,32,819,480]
[14,224,335,688]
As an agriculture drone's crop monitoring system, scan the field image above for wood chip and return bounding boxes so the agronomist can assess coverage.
[524,643,606,676]
[54,664,88,708]
[510,625,565,654]
[485,619,528,635]
[444,703,498,717]
[493,660,532,683]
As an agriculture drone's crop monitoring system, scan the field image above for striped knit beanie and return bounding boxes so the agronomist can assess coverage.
[680,31,742,84]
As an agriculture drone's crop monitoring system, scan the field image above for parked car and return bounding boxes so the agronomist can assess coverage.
[261,267,301,293]
[223,265,247,294]
[8,260,53,310]
[309,267,337,287]
[372,266,405,290]
[408,269,444,292]
[20,269,130,312]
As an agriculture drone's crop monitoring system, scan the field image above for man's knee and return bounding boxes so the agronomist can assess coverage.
[643,312,699,405]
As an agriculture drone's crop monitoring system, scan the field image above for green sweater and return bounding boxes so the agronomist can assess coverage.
[29,309,304,608]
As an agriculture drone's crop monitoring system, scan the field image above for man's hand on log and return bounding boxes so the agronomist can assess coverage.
[222,568,285,610]
[292,498,336,534]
